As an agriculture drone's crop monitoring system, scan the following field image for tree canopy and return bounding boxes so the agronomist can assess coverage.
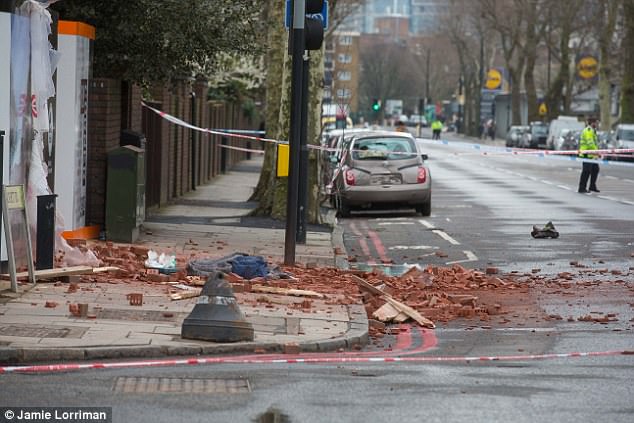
[51,0,263,86]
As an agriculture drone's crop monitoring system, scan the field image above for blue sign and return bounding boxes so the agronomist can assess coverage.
[285,0,328,29]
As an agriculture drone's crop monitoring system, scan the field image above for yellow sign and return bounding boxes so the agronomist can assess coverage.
[539,102,547,116]
[485,69,503,90]
[5,185,25,210]
[577,56,598,79]
[276,144,289,177]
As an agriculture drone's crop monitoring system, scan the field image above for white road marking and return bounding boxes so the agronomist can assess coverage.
[541,180,554,185]
[446,250,478,264]
[377,222,416,225]
[604,175,617,180]
[418,219,435,229]
[432,229,461,245]
[557,185,572,190]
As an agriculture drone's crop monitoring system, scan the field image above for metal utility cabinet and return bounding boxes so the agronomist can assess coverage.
[106,145,145,243]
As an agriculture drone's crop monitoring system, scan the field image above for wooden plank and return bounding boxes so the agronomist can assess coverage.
[383,296,435,329]
[1,265,94,281]
[352,274,435,329]
[351,275,386,297]
[250,284,324,299]
[170,288,202,301]
[372,303,400,322]
[92,266,121,274]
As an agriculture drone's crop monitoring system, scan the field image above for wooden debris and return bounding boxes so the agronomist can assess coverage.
[1,265,94,281]
[250,284,324,298]
[352,275,435,328]
[170,288,202,301]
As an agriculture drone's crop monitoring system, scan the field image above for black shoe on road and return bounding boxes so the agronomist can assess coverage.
[589,188,600,193]
[578,189,589,193]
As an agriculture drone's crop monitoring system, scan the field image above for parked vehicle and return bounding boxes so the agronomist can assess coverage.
[331,131,431,217]
[505,125,529,147]
[322,128,373,192]
[522,121,549,148]
[547,116,584,150]
[560,129,581,150]
[407,114,428,128]
[614,124,634,160]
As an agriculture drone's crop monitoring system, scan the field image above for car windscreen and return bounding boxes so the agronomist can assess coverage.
[352,137,416,160]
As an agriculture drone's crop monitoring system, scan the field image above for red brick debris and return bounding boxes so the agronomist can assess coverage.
[59,240,634,337]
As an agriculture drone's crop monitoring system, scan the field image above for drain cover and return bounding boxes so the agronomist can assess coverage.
[114,377,251,394]
[0,324,86,338]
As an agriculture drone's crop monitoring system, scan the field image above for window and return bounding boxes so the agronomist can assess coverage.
[337,71,352,81]
[339,35,352,46]
[336,88,351,99]
[338,54,352,64]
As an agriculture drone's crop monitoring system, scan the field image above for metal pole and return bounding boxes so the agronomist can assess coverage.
[425,48,430,110]
[284,0,305,265]
[220,136,228,173]
[190,92,197,191]
[297,52,310,244]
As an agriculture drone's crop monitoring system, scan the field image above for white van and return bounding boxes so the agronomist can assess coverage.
[614,124,634,160]
[548,116,585,150]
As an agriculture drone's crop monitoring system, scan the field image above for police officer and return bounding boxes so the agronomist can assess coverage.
[431,118,443,140]
[578,117,600,193]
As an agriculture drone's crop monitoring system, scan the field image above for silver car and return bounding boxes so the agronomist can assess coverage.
[331,132,432,217]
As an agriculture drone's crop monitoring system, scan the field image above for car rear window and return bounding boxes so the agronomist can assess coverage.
[352,137,416,160]
[617,129,634,140]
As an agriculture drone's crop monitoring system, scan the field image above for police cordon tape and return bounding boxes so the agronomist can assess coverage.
[418,137,634,167]
[142,103,634,166]
[0,350,631,374]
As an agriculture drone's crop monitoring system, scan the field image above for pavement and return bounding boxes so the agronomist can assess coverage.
[0,156,366,365]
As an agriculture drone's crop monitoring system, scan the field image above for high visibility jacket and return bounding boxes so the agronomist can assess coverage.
[578,126,598,159]
[431,120,443,130]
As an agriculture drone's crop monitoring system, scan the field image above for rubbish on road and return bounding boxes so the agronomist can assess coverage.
[1,265,93,281]
[145,250,177,273]
[531,221,559,239]
[181,272,254,342]
[250,284,324,298]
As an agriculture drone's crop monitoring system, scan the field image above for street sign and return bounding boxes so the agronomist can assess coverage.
[285,0,328,29]
[577,55,598,80]
[485,68,503,90]
[539,102,548,116]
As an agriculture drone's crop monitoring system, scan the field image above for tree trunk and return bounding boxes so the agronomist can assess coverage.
[598,0,619,131]
[509,64,524,125]
[250,0,286,213]
[622,0,634,123]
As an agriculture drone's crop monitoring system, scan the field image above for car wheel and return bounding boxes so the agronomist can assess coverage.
[336,195,351,218]
[416,200,431,217]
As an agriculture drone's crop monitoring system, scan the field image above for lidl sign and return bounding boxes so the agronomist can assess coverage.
[485,68,503,90]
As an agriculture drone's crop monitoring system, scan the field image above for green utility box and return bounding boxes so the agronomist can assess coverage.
[105,145,145,243]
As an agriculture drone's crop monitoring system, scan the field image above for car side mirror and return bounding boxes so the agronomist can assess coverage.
[421,154,429,161]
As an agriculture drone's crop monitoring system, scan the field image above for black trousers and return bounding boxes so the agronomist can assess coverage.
[432,129,441,140]
[578,161,599,191]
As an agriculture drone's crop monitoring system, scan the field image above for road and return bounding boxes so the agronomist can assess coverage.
[340,129,634,275]
[0,130,632,423]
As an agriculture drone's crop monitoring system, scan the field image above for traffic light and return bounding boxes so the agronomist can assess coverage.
[305,0,325,50]
[372,98,381,111]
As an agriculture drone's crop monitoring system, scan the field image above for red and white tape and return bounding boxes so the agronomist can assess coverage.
[1,350,630,374]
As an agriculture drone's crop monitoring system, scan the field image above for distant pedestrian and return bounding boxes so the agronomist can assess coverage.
[395,120,407,132]
[431,118,443,140]
[578,117,600,193]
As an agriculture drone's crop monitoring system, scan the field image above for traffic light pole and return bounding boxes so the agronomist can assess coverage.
[284,0,305,265]
[296,51,310,245]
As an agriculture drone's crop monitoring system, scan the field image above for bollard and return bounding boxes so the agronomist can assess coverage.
[36,194,57,270]
[220,136,228,173]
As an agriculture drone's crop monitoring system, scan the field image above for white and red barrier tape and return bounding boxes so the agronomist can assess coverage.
[142,103,634,166]
[0,350,630,374]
